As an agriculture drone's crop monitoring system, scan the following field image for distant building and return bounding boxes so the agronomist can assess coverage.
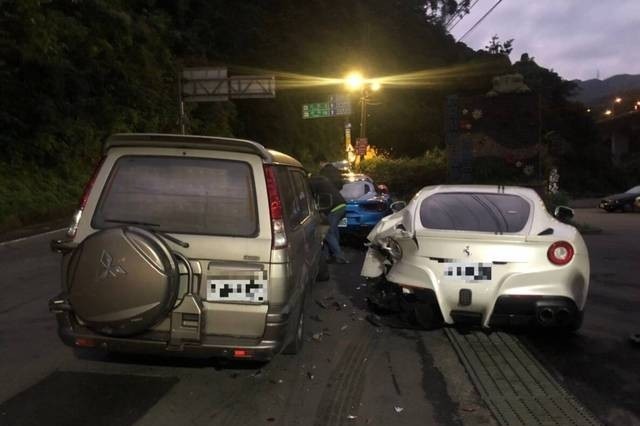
[597,110,640,165]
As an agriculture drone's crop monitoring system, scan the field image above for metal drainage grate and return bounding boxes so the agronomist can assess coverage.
[445,329,600,426]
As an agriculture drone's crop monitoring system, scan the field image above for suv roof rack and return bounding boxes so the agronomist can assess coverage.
[104,133,303,168]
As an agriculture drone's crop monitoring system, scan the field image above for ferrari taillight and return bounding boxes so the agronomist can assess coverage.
[547,241,574,265]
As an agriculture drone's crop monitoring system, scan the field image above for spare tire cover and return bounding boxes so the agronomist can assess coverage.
[68,226,179,337]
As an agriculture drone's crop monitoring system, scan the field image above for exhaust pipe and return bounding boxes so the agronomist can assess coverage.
[537,307,555,326]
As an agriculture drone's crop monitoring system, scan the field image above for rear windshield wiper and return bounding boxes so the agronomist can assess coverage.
[104,219,189,248]
[105,219,160,227]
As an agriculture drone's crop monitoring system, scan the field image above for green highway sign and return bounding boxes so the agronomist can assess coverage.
[302,95,352,119]
[302,102,331,119]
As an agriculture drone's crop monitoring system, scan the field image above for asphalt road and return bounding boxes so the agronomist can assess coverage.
[523,209,640,425]
[0,208,638,425]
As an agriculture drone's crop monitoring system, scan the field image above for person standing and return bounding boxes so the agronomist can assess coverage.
[309,173,349,264]
[319,160,344,191]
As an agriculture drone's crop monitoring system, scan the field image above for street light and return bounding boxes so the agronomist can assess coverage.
[611,97,623,116]
[343,72,382,138]
[344,72,365,91]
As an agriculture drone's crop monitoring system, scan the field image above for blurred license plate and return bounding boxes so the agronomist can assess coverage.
[442,262,492,282]
[338,217,348,228]
[206,279,267,302]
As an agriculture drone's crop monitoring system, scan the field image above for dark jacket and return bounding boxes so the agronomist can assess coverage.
[319,163,344,191]
[309,174,346,213]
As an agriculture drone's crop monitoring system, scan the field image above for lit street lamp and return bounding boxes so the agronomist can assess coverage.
[611,97,622,115]
[344,72,382,142]
[343,72,383,169]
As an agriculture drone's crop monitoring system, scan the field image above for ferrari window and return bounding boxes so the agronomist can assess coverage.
[420,192,530,233]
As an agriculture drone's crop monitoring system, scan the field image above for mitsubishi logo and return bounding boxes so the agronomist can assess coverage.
[463,246,471,257]
[98,250,126,280]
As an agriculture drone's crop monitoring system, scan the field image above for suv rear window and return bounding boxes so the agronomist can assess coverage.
[420,192,530,233]
[93,156,258,236]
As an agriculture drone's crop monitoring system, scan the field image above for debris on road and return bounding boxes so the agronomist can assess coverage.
[394,406,404,413]
[312,332,323,342]
[307,372,315,380]
[316,300,328,309]
[366,314,384,327]
[340,325,349,332]
[347,415,358,420]
[630,333,640,346]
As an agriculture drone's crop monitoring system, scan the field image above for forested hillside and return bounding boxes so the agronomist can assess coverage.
[0,0,500,228]
[0,0,619,229]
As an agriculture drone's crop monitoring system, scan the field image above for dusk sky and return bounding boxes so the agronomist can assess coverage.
[450,0,640,81]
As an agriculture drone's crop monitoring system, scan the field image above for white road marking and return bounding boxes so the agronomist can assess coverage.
[0,228,66,246]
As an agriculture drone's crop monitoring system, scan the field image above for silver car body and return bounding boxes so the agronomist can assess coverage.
[361,185,590,328]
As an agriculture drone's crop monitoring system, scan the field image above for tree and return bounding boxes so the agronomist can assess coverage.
[421,0,472,26]
[484,34,514,56]
[511,54,611,194]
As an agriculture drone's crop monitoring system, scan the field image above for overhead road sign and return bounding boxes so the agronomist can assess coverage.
[229,76,276,99]
[302,94,352,119]
[302,102,332,119]
[181,67,275,102]
[329,94,352,116]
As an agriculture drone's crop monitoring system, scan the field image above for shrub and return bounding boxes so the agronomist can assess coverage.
[360,148,447,200]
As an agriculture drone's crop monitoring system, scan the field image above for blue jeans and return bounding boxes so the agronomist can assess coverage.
[324,206,345,259]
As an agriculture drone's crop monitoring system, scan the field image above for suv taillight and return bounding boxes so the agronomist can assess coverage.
[547,241,574,266]
[264,165,287,249]
[66,156,105,239]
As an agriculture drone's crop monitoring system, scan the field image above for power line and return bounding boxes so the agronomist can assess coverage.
[457,0,503,42]
[446,0,482,31]
[444,0,479,29]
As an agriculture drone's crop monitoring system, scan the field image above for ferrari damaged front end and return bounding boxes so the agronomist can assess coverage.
[361,185,590,331]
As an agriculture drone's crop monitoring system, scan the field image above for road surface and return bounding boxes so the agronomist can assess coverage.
[0,208,638,425]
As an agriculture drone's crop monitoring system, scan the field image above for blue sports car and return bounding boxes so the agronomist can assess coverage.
[338,174,392,235]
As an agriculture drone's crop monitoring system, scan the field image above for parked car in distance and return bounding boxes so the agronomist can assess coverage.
[49,133,330,361]
[339,173,392,236]
[362,185,590,332]
[599,185,640,212]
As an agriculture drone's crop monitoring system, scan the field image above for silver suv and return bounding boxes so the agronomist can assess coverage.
[49,133,328,360]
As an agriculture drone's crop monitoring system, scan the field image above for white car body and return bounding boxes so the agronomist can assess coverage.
[361,185,590,329]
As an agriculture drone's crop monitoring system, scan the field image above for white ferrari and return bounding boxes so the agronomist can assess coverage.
[361,185,590,331]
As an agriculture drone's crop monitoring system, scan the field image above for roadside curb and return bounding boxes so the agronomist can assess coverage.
[0,218,68,245]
